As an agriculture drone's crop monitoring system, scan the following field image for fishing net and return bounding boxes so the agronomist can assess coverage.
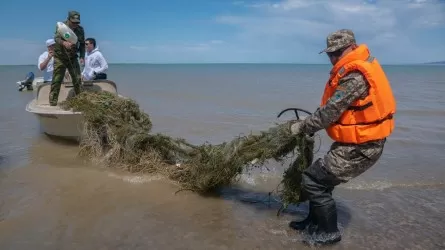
[60,91,315,208]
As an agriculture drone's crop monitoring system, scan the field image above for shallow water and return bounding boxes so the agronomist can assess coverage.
[1,64,445,249]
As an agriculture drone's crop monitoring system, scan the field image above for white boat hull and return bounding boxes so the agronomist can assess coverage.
[26,80,119,141]
[39,113,84,139]
[26,100,83,139]
[33,76,44,87]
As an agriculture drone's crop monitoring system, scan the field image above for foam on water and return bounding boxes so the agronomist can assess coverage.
[239,169,445,192]
[107,172,163,184]
[342,180,445,190]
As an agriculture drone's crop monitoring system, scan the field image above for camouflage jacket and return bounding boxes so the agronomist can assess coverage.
[54,21,85,60]
[301,71,371,135]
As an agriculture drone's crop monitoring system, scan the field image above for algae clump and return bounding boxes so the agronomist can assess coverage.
[61,91,314,206]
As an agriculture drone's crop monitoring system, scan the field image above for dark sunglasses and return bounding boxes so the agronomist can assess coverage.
[327,48,345,58]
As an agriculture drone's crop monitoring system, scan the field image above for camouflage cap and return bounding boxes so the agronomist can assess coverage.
[68,11,81,23]
[319,29,356,54]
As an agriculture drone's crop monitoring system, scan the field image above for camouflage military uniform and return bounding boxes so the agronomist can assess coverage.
[301,72,386,184]
[50,11,85,106]
[289,29,389,246]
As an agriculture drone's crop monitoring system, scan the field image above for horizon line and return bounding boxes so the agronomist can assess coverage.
[0,62,440,66]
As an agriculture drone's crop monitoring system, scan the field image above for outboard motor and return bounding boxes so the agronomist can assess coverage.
[17,72,35,91]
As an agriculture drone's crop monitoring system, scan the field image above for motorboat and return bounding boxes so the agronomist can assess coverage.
[25,80,119,140]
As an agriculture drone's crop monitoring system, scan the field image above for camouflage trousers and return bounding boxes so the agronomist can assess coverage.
[299,138,386,206]
[49,57,81,106]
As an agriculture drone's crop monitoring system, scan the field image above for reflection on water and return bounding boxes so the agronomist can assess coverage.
[0,134,443,249]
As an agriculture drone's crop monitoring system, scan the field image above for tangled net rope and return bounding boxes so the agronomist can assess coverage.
[61,91,317,211]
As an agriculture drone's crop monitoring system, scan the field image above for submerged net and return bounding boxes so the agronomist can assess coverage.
[60,91,315,207]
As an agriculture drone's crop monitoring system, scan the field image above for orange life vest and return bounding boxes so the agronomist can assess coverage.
[321,44,396,144]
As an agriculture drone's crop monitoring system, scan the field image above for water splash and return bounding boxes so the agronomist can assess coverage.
[107,172,163,184]
[341,180,445,190]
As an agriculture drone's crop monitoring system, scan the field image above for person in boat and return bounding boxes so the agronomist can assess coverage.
[288,29,396,246]
[81,38,109,81]
[38,39,55,83]
[50,10,85,106]
[38,39,72,85]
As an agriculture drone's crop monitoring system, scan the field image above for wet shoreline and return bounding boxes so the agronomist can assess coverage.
[1,162,444,249]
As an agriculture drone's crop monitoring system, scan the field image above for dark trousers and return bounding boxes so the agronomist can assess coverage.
[93,73,107,80]
[50,57,81,105]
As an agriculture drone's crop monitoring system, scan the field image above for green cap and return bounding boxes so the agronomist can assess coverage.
[68,11,81,23]
[319,29,356,54]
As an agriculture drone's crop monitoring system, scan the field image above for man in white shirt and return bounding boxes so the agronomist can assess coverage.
[82,38,108,81]
[38,39,55,83]
[38,39,72,84]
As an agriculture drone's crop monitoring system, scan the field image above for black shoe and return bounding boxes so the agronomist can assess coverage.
[289,213,311,231]
[304,202,341,246]
[289,203,317,231]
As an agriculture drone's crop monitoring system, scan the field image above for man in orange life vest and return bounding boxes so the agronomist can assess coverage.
[288,29,396,246]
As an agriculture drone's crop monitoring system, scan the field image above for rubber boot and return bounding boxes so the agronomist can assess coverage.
[309,202,341,246]
[289,211,311,231]
[289,203,316,231]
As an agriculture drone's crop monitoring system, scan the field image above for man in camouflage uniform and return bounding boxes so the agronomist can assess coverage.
[50,11,85,106]
[288,29,393,246]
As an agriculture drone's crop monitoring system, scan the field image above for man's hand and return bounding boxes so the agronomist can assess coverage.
[290,120,304,135]
[64,71,72,82]
[62,41,72,49]
[79,58,84,66]
[48,50,54,58]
